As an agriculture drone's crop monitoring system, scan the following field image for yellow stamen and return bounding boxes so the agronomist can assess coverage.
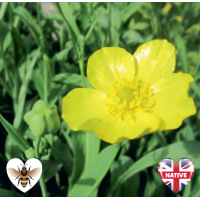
[106,78,156,121]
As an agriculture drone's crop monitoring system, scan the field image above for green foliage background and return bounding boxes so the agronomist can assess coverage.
[0,2,200,197]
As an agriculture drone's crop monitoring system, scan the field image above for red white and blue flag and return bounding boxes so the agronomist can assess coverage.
[158,158,194,193]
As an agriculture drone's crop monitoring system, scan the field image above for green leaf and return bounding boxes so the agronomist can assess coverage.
[182,120,195,141]
[174,33,189,73]
[110,141,200,194]
[48,82,68,106]
[61,122,73,152]
[0,114,30,151]
[3,31,12,53]
[55,2,80,56]
[52,43,73,62]
[191,170,200,197]
[0,188,23,197]
[155,131,167,146]
[143,169,165,197]
[33,67,44,100]
[144,173,156,197]
[43,54,51,103]
[183,178,191,197]
[146,135,159,152]
[148,3,158,37]
[70,131,100,187]
[14,6,43,46]
[43,159,63,182]
[5,135,21,161]
[41,134,53,161]
[190,82,200,99]
[109,4,121,46]
[136,137,146,158]
[53,73,92,88]
[152,169,165,196]
[85,17,100,42]
[55,2,80,39]
[51,135,73,175]
[0,20,10,53]
[122,30,144,45]
[133,22,149,30]
[68,143,121,197]
[122,2,143,22]
[110,155,139,197]
[13,48,41,129]
[0,2,8,20]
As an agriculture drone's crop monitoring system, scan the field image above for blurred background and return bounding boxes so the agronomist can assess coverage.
[0,2,200,197]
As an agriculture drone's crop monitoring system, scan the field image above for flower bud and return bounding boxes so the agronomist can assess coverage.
[24,99,60,137]
[25,147,35,159]
[33,137,49,156]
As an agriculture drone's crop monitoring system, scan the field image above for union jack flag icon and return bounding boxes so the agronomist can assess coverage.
[158,158,194,193]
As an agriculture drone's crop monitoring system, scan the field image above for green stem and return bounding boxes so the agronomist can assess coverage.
[78,40,86,88]
[43,54,50,104]
[155,131,167,147]
[35,136,48,197]
[35,136,41,159]
[79,59,86,88]
[39,173,48,197]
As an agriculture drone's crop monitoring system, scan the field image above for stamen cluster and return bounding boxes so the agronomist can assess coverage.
[106,78,156,121]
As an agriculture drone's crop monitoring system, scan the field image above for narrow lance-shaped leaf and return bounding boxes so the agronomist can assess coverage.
[68,143,121,197]
[43,54,51,104]
[0,114,31,151]
[13,48,41,129]
[174,31,189,73]
[54,2,80,56]
[14,6,43,46]
[0,188,24,197]
[122,2,143,22]
[69,131,100,187]
[55,2,80,39]
[85,17,100,42]
[0,2,8,20]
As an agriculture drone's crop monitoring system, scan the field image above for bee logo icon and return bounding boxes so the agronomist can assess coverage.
[8,163,41,187]
[6,158,42,193]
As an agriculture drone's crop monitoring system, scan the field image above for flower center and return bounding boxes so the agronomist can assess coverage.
[119,87,134,102]
[105,78,156,121]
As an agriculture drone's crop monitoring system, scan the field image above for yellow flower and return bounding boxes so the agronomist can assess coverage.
[62,40,196,144]
[164,3,172,14]
[177,16,183,22]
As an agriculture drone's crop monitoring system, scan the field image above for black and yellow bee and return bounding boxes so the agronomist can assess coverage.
[7,163,41,187]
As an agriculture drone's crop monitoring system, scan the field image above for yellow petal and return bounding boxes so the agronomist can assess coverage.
[133,39,175,84]
[87,47,135,93]
[94,110,160,144]
[62,88,107,132]
[152,73,196,130]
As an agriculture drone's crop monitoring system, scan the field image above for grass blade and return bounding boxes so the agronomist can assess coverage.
[0,188,23,197]
[14,6,43,46]
[68,143,121,197]
[0,2,8,20]
[174,32,189,73]
[13,48,41,129]
[43,54,51,103]
[69,131,100,187]
[85,17,99,42]
[0,114,30,151]
[122,2,143,22]
[55,2,80,39]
